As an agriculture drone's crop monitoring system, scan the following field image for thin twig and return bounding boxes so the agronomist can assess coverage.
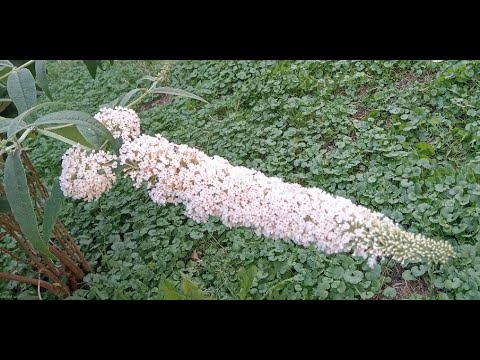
[0,272,62,295]
[0,246,35,267]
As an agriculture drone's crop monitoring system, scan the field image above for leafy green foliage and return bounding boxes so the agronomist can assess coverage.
[3,60,480,300]
[238,265,257,300]
[159,276,211,300]
[383,287,397,298]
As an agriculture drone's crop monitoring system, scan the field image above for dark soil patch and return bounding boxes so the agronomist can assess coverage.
[375,263,429,300]
[395,71,434,89]
[322,141,335,151]
[332,88,346,97]
[358,87,368,97]
[354,105,367,120]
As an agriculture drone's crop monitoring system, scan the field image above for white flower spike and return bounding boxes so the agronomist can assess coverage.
[120,134,456,267]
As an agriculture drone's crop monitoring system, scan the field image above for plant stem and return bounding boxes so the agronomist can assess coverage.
[126,89,149,108]
[0,246,35,267]
[44,124,75,131]
[0,272,62,295]
[16,127,33,145]
[100,139,109,150]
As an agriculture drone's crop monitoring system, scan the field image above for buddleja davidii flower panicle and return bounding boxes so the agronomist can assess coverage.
[119,134,456,267]
[60,146,118,202]
[94,106,141,143]
[358,224,457,265]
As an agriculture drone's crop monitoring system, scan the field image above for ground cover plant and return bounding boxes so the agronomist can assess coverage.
[1,60,479,300]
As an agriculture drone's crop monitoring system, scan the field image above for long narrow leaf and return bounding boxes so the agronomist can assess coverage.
[150,86,209,103]
[33,111,119,154]
[238,265,257,300]
[99,96,121,109]
[37,129,91,150]
[35,60,53,100]
[7,69,37,113]
[6,102,60,138]
[0,60,14,68]
[119,89,144,107]
[42,179,65,242]
[4,150,52,258]
[49,125,93,148]
[0,118,27,135]
[83,61,97,79]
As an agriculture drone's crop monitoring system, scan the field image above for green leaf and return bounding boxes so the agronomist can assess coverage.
[138,75,157,84]
[150,86,209,103]
[343,269,364,284]
[159,278,185,300]
[0,60,14,68]
[436,293,450,300]
[113,289,128,300]
[432,277,445,289]
[42,178,65,242]
[7,69,37,114]
[77,126,105,148]
[238,265,257,300]
[411,265,427,277]
[49,125,93,148]
[119,88,144,107]
[383,287,397,298]
[96,60,105,71]
[0,63,13,85]
[415,142,435,158]
[33,110,119,154]
[473,164,480,175]
[416,158,431,169]
[0,118,27,135]
[37,128,91,149]
[83,61,98,79]
[92,287,108,300]
[4,150,52,258]
[402,270,416,281]
[444,279,462,290]
[180,276,209,300]
[189,230,204,240]
[6,102,60,138]
[35,60,52,100]
[99,96,121,109]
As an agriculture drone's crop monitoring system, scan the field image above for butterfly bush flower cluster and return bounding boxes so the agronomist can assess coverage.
[60,107,456,265]
[94,106,141,143]
[59,146,118,202]
[120,134,456,266]
[60,106,139,201]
